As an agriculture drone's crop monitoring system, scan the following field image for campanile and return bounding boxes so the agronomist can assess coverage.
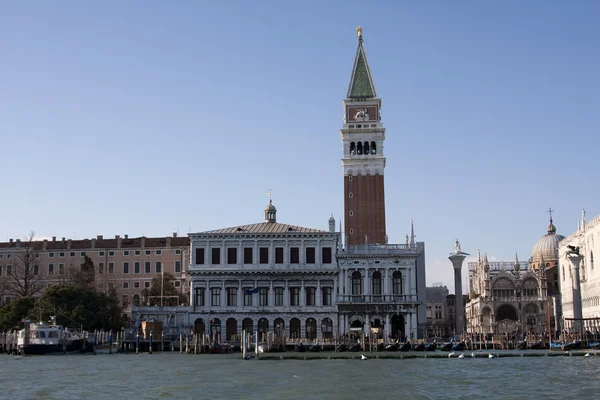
[341,27,387,246]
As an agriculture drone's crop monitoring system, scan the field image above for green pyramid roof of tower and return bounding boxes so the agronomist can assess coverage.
[347,37,377,100]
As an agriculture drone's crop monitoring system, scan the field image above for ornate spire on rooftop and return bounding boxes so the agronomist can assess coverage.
[347,26,377,100]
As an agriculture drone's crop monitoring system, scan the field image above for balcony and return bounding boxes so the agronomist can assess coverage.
[336,294,417,304]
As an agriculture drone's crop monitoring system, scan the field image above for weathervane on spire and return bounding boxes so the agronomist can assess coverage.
[356,26,362,38]
[266,189,272,204]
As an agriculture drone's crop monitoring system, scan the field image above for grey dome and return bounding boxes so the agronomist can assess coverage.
[531,219,564,263]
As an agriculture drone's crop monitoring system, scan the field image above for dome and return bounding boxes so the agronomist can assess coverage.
[265,202,277,212]
[531,218,565,263]
[264,199,277,223]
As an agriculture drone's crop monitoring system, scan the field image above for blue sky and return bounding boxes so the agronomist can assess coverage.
[1,1,599,291]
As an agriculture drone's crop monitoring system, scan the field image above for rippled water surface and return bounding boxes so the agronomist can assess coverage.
[2,352,599,399]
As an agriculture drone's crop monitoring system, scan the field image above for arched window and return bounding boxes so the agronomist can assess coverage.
[392,271,403,295]
[372,271,382,296]
[371,141,376,154]
[357,142,363,155]
[363,141,369,154]
[350,142,356,155]
[352,271,362,295]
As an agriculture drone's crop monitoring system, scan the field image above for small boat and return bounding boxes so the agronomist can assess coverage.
[398,342,411,352]
[515,340,527,350]
[348,343,361,352]
[413,343,426,352]
[209,343,234,354]
[335,343,347,352]
[17,319,89,355]
[308,344,322,352]
[529,340,545,350]
[385,342,399,351]
[440,342,453,351]
[451,342,465,351]
[425,343,437,351]
[295,343,308,352]
[361,354,368,360]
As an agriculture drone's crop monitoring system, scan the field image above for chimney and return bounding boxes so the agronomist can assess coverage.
[52,236,56,241]
[116,235,122,249]
[62,237,65,242]
[141,237,146,248]
[173,232,177,238]
[91,238,96,249]
[16,239,21,248]
[43,239,48,251]
[9,238,13,243]
[97,235,103,240]
[166,236,172,248]
[67,239,72,250]
[124,234,129,239]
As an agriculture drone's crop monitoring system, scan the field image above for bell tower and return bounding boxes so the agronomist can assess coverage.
[341,27,387,245]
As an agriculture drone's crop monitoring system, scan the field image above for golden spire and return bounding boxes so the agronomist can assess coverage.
[356,26,362,38]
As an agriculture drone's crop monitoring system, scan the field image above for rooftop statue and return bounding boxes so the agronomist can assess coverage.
[454,238,461,253]
[356,26,362,38]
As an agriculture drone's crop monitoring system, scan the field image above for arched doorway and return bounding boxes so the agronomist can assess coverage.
[258,318,269,339]
[226,318,237,341]
[193,318,205,335]
[496,304,518,321]
[321,318,333,339]
[290,318,301,339]
[242,318,253,334]
[350,318,364,338]
[306,318,317,340]
[274,318,285,337]
[370,317,383,339]
[391,314,405,341]
[210,318,221,343]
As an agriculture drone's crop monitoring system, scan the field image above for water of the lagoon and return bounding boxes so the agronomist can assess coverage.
[1,352,598,400]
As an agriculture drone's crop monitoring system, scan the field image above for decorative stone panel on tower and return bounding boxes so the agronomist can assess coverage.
[341,28,387,246]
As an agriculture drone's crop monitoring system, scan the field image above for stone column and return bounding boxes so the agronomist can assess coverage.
[569,253,584,333]
[449,248,469,339]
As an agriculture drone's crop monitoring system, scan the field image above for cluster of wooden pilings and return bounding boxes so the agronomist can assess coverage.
[1,331,19,354]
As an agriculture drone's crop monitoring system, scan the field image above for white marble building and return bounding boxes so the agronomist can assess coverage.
[560,211,600,328]
[187,203,340,343]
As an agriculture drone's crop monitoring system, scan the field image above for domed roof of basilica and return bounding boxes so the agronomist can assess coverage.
[531,217,565,263]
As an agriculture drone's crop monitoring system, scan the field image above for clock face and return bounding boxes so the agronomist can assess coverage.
[347,106,378,123]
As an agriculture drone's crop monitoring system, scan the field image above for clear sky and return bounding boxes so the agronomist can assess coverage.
[1,1,599,292]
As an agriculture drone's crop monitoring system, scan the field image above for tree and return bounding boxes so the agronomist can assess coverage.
[7,232,42,298]
[31,284,124,331]
[0,297,35,331]
[62,255,96,289]
[141,273,188,306]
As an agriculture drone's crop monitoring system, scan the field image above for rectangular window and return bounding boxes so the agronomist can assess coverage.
[259,248,269,264]
[145,261,151,274]
[99,251,105,257]
[290,287,300,306]
[195,288,205,306]
[156,250,162,255]
[195,248,205,264]
[227,288,237,306]
[244,290,253,306]
[134,281,140,288]
[123,282,129,289]
[175,249,181,255]
[275,247,284,264]
[322,247,332,264]
[0,265,3,276]
[98,263,104,274]
[122,295,128,306]
[33,265,39,276]
[124,250,130,256]
[123,262,129,274]
[109,251,115,256]
[175,260,181,273]
[144,281,151,288]
[134,261,140,274]
[243,248,253,264]
[80,252,86,257]
[275,287,283,306]
[306,287,315,306]
[48,264,54,275]
[6,265,12,275]
[108,283,114,290]
[155,261,162,274]
[175,280,181,288]
[211,248,221,264]
[211,288,220,306]
[290,247,299,264]
[306,247,316,264]
[135,250,141,256]
[108,262,114,274]
[59,252,65,257]
[145,250,151,255]
[227,248,237,264]
[58,264,64,275]
[70,252,75,257]
[49,252,54,258]
[259,288,268,306]
[322,287,332,306]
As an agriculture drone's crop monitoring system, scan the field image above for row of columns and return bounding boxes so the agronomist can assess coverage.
[338,267,413,296]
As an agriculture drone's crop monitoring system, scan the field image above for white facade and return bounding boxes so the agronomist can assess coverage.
[187,206,340,343]
[560,211,600,323]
